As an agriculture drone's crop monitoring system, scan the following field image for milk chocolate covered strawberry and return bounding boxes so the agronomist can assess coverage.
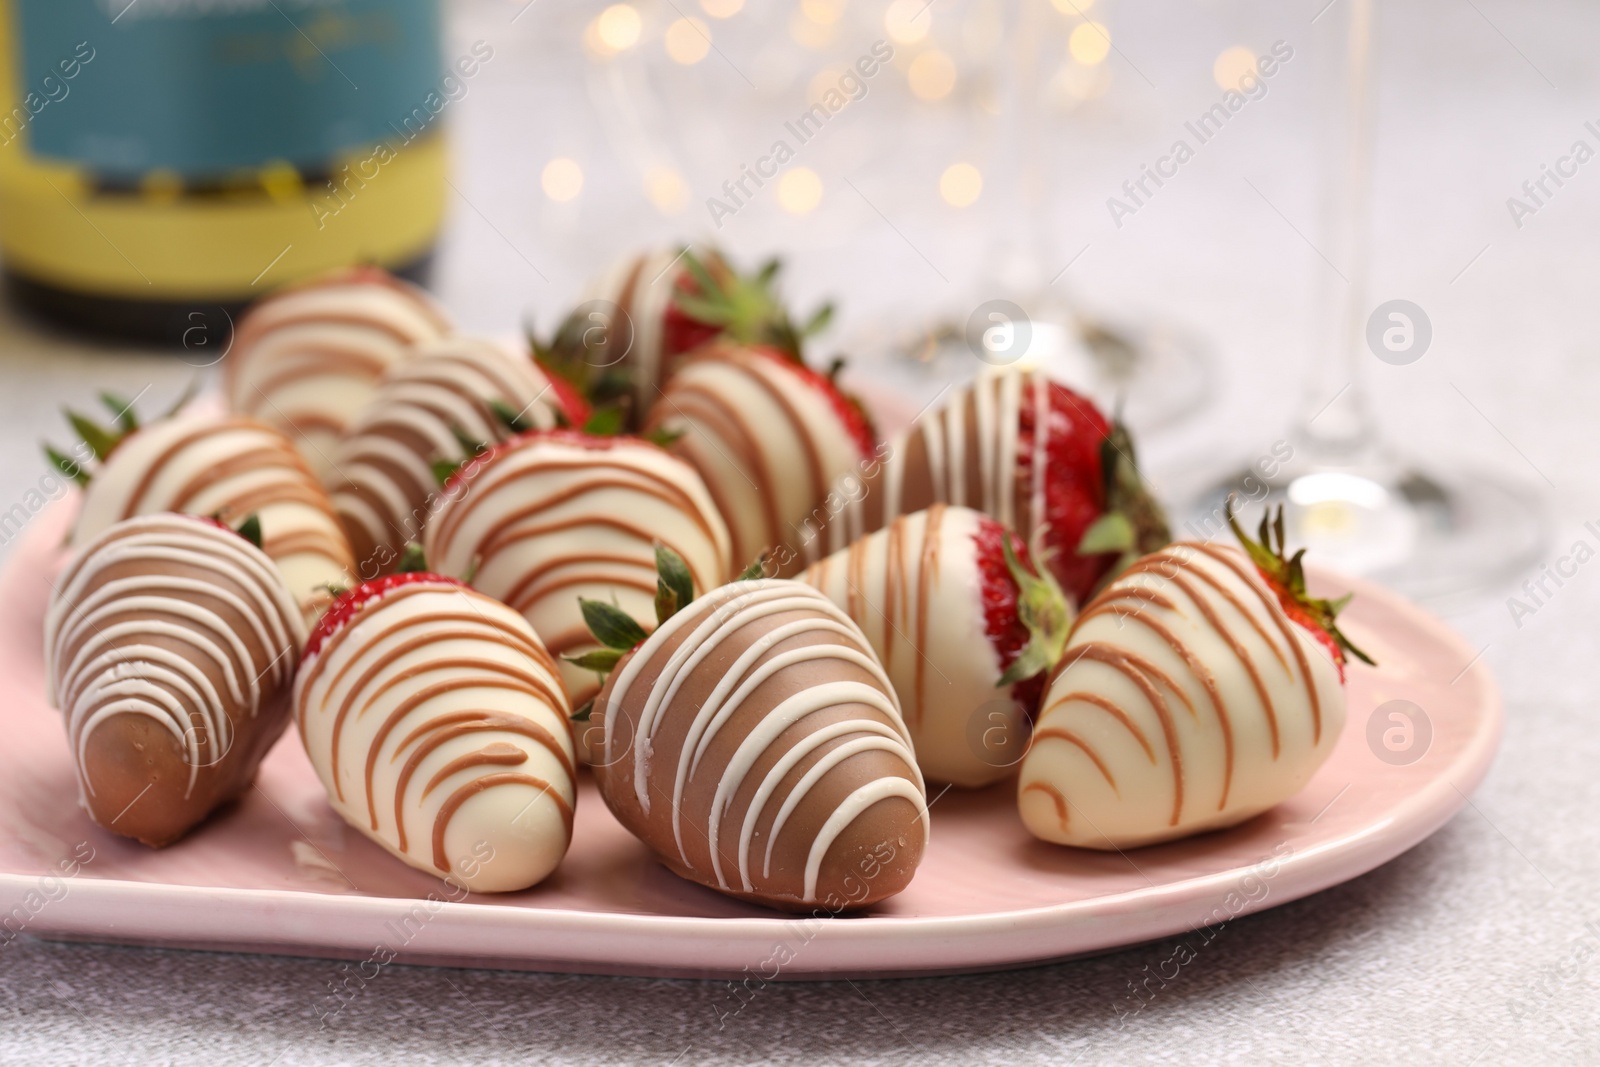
[581,551,927,912]
[45,514,305,847]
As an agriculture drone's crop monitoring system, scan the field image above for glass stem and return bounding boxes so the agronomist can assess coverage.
[1296,0,1380,465]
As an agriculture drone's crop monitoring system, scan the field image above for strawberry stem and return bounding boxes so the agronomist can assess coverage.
[1082,420,1171,590]
[1226,501,1376,668]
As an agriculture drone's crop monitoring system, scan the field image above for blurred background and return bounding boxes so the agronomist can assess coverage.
[1,0,1586,602]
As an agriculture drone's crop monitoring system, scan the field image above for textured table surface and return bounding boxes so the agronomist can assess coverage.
[1,0,1597,1063]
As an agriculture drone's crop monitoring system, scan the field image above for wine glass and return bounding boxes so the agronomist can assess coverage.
[1184,0,1546,602]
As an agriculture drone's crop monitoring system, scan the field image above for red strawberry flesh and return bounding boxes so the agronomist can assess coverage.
[303,571,464,661]
[662,267,724,358]
[1016,383,1112,605]
[534,357,594,428]
[972,516,1047,716]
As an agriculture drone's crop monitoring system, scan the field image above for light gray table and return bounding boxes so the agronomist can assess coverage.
[2,0,1597,1062]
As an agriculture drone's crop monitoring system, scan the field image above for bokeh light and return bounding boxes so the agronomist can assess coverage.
[595,4,641,52]
[939,163,982,207]
[700,0,743,17]
[908,50,957,101]
[778,167,823,214]
[1068,22,1112,65]
[884,0,931,45]
[541,157,584,202]
[665,18,712,64]
[1213,46,1259,90]
[645,166,689,214]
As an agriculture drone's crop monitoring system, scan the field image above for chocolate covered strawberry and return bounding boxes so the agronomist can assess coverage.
[1018,503,1372,850]
[225,266,452,484]
[540,246,832,425]
[800,505,1069,788]
[575,547,926,912]
[295,551,577,892]
[421,428,732,711]
[643,342,877,572]
[790,365,1169,606]
[47,393,354,622]
[328,336,591,575]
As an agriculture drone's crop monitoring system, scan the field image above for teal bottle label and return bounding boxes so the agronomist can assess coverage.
[11,0,441,179]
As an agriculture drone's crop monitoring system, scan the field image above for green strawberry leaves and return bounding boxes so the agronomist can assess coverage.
[234,514,263,551]
[996,530,1074,688]
[1226,502,1375,668]
[566,544,700,700]
[577,598,649,653]
[653,543,694,627]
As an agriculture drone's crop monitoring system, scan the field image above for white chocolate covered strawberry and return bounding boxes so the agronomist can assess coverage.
[327,336,590,575]
[53,402,354,622]
[295,569,576,892]
[541,247,830,425]
[793,366,1167,606]
[800,505,1069,788]
[644,343,877,571]
[422,430,732,707]
[225,266,451,482]
[1018,508,1371,849]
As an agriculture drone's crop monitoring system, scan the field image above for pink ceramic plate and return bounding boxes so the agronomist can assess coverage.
[0,501,1500,979]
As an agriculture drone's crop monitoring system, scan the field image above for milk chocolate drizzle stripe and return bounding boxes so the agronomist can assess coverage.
[431,771,573,872]
[666,386,787,553]
[344,654,567,802]
[121,418,307,516]
[309,605,549,732]
[393,719,570,851]
[1023,780,1070,828]
[1038,691,1156,763]
[301,583,547,712]
[253,350,392,398]
[430,450,723,555]
[827,369,1045,561]
[360,678,546,821]
[1077,588,1235,807]
[422,744,528,798]
[1031,728,1118,793]
[495,535,697,612]
[805,506,949,730]
[1057,644,1186,825]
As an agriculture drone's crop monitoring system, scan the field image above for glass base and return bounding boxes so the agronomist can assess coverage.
[1183,447,1549,605]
